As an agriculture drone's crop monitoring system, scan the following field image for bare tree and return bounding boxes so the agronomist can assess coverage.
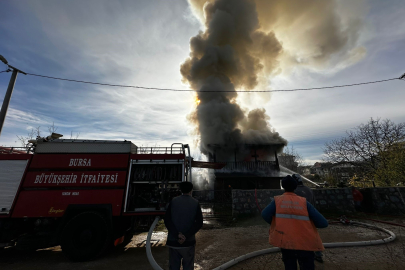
[279,145,305,172]
[48,122,81,138]
[16,123,80,147]
[16,126,41,147]
[48,122,58,134]
[324,118,405,186]
[70,131,80,139]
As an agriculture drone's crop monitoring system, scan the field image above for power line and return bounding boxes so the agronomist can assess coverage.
[19,72,405,93]
[0,69,10,74]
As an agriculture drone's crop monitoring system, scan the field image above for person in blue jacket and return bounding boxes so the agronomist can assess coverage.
[261,175,328,269]
[293,174,324,263]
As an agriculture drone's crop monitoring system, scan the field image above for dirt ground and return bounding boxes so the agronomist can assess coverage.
[195,218,405,270]
[1,217,404,270]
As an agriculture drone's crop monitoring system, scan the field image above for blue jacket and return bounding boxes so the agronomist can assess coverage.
[261,199,328,228]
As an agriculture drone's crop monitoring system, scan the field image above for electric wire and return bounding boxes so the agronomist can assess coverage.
[24,71,403,93]
[0,69,10,74]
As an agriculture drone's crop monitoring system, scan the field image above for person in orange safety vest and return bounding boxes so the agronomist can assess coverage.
[261,175,328,270]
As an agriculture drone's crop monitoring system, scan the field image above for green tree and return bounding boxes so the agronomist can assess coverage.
[322,174,338,187]
[374,142,405,186]
[348,174,374,188]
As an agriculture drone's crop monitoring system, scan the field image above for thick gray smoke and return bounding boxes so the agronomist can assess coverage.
[182,0,365,161]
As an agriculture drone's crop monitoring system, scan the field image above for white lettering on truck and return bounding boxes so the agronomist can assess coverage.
[69,158,91,166]
[79,173,118,184]
[33,173,78,185]
[33,173,118,185]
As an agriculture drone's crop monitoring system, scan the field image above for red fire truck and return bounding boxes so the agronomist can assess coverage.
[0,137,194,261]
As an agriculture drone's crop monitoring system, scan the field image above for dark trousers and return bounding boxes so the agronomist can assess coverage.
[354,201,362,212]
[281,249,315,270]
[169,246,195,270]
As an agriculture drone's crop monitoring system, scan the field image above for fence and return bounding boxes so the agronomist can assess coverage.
[216,161,278,172]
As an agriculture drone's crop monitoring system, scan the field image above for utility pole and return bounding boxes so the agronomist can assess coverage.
[0,55,26,138]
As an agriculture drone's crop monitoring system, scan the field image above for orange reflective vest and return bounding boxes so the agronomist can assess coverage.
[269,192,324,251]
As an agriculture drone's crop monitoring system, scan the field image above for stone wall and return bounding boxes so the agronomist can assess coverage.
[313,188,355,213]
[361,187,405,214]
[232,187,405,216]
[232,189,284,215]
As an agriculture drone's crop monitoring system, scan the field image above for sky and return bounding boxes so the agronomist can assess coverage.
[0,0,404,164]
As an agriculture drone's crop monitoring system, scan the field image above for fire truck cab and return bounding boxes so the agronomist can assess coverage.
[0,138,192,261]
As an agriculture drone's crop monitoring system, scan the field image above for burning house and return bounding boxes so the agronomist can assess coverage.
[207,143,287,190]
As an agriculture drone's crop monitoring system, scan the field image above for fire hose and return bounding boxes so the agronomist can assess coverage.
[146,217,163,270]
[146,217,396,270]
[254,189,262,212]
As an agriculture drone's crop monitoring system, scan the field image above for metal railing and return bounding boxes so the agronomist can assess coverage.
[0,146,33,154]
[137,146,185,154]
[216,161,278,172]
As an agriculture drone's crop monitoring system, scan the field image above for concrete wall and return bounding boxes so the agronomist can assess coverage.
[232,187,405,216]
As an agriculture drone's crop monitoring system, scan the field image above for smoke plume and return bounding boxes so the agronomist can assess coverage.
[182,0,365,161]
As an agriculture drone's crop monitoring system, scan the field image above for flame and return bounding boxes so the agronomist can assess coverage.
[195,97,201,106]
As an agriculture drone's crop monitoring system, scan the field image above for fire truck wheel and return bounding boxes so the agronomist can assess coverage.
[61,212,112,261]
